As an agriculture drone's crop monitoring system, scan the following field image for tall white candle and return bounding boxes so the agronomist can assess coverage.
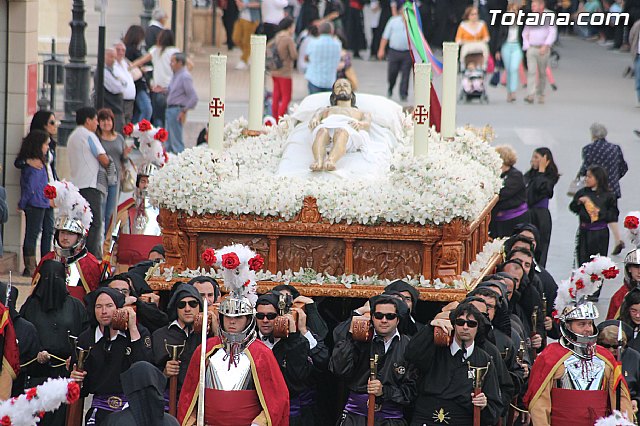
[248,34,267,131]
[441,42,459,140]
[413,63,431,157]
[208,54,227,153]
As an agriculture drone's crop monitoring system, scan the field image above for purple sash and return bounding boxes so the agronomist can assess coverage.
[580,221,608,231]
[494,202,528,221]
[290,389,316,417]
[344,392,404,419]
[91,394,128,412]
[531,198,549,209]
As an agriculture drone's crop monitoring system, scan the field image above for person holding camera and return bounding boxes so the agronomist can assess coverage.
[71,287,153,425]
[329,294,419,425]
[256,291,324,425]
[406,301,502,426]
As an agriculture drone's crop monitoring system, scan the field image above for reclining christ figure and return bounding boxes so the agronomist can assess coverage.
[308,78,372,171]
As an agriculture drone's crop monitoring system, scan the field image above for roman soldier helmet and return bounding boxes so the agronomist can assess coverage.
[44,181,92,258]
[555,256,620,360]
[624,249,640,287]
[200,244,264,358]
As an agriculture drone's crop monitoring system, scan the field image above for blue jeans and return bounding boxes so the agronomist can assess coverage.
[501,42,523,94]
[23,206,54,258]
[133,90,152,123]
[307,81,331,95]
[635,56,640,102]
[165,106,184,154]
[102,184,118,238]
[151,91,167,127]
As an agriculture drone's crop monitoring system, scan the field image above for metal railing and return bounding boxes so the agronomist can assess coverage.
[36,39,98,113]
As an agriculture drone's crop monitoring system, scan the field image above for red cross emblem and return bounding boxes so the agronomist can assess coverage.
[413,105,429,125]
[209,98,225,117]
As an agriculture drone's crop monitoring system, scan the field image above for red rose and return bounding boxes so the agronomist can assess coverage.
[122,122,134,136]
[569,287,575,298]
[248,254,264,272]
[243,279,251,287]
[602,266,620,279]
[201,248,217,266]
[67,381,80,404]
[26,387,37,401]
[221,252,240,270]
[154,128,168,142]
[575,279,585,290]
[590,273,600,282]
[1,415,11,426]
[43,184,57,200]
[625,215,640,230]
[38,412,45,419]
[138,119,152,132]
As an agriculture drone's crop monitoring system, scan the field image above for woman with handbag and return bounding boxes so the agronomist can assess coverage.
[570,165,619,267]
[524,147,560,268]
[97,108,131,237]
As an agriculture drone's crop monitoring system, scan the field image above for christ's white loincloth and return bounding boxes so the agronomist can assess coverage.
[312,114,371,155]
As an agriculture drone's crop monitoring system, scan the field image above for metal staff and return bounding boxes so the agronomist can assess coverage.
[4,271,11,307]
[66,333,91,426]
[197,299,208,426]
[542,295,548,341]
[530,307,538,362]
[165,340,186,417]
[367,354,379,426]
[616,320,623,411]
[100,220,121,281]
[469,362,490,426]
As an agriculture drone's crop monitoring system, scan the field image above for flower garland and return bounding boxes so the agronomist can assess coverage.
[0,378,80,426]
[624,211,640,248]
[149,114,502,226]
[153,238,505,291]
[594,411,635,426]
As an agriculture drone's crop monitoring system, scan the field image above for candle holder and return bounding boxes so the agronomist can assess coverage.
[165,340,186,362]
[468,361,490,426]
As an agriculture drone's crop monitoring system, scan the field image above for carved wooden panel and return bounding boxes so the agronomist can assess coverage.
[197,234,270,268]
[353,240,422,280]
[277,237,345,275]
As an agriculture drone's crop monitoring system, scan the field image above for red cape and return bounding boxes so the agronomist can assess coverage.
[524,342,626,408]
[607,284,629,320]
[177,336,289,426]
[1,303,20,379]
[33,252,101,300]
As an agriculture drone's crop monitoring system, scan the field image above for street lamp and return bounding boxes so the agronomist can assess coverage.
[95,0,108,109]
[59,0,91,146]
[171,0,177,35]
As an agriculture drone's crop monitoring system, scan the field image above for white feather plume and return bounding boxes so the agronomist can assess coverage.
[49,180,93,232]
[129,122,167,169]
[554,255,619,316]
[0,378,77,426]
[215,244,260,305]
[595,411,635,426]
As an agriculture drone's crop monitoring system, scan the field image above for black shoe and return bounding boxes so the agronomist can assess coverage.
[634,130,640,138]
[388,89,392,98]
[400,95,408,102]
[612,241,626,255]
[551,84,558,91]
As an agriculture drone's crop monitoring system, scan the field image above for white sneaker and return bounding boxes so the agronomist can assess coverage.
[235,60,248,70]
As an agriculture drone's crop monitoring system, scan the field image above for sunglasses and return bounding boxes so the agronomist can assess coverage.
[373,312,398,321]
[600,343,621,349]
[454,319,479,328]
[256,312,278,320]
[48,120,57,126]
[177,300,199,309]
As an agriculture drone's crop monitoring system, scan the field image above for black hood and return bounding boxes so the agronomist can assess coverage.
[384,280,419,310]
[85,287,125,327]
[120,361,167,425]
[167,283,203,321]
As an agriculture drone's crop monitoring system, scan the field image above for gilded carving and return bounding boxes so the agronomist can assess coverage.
[277,238,345,275]
[353,242,422,279]
[298,197,322,224]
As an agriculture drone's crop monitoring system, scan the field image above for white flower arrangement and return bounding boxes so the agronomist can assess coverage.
[149,115,502,226]
[152,238,505,291]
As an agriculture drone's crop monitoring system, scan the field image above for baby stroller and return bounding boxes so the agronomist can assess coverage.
[458,41,490,104]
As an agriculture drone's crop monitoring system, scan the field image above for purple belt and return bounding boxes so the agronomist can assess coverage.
[91,394,128,412]
[494,202,528,221]
[531,198,549,209]
[580,221,608,231]
[290,389,316,417]
[344,392,403,419]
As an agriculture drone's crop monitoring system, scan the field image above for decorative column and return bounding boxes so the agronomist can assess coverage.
[248,34,267,133]
[441,42,459,140]
[208,54,227,153]
[140,0,155,28]
[412,63,431,156]
[58,0,91,146]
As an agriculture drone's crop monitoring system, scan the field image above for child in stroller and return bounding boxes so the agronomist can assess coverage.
[459,42,490,103]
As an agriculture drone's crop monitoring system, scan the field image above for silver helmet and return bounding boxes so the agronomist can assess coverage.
[218,296,256,358]
[624,249,640,286]
[559,299,599,360]
[53,216,87,258]
[138,163,158,179]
